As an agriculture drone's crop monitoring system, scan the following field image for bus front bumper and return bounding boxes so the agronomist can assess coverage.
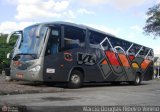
[10,69,43,82]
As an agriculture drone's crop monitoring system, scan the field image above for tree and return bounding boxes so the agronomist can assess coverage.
[0,33,17,71]
[143,3,160,37]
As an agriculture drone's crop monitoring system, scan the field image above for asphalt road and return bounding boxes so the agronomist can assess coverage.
[0,80,160,112]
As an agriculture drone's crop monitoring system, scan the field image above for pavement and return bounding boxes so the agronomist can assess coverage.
[0,75,64,95]
[0,79,160,112]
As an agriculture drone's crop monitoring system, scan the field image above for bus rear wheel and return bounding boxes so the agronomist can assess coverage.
[135,74,142,85]
[130,74,141,85]
[68,70,83,89]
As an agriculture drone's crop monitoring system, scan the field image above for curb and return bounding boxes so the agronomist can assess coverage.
[0,88,64,95]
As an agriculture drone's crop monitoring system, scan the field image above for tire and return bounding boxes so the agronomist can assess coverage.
[68,70,83,89]
[130,74,141,85]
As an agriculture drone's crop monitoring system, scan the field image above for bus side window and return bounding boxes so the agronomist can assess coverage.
[128,45,136,56]
[139,48,144,57]
[148,50,154,60]
[150,50,154,57]
[64,26,85,50]
[128,44,140,56]
[89,31,106,49]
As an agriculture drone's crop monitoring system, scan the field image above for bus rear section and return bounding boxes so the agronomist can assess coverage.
[9,22,154,88]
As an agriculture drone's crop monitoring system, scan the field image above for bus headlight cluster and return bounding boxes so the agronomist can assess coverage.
[29,65,41,72]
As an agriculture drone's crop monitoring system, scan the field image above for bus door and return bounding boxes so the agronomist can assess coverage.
[43,25,65,81]
[45,27,60,55]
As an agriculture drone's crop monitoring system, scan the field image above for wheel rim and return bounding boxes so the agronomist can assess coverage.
[136,76,140,84]
[71,74,80,84]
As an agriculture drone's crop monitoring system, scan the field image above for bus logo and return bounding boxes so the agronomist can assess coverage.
[77,53,96,65]
[64,52,73,61]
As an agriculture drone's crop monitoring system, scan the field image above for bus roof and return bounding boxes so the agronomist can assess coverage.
[34,21,153,50]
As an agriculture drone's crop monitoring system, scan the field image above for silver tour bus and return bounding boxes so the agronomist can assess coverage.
[9,22,154,88]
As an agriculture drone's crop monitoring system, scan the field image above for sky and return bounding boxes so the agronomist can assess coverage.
[0,0,160,54]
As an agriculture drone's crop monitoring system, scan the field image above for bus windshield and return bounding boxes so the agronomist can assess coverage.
[18,25,48,60]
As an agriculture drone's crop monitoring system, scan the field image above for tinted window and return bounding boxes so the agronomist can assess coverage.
[143,48,149,56]
[89,31,106,49]
[123,41,131,51]
[64,26,85,50]
[148,49,154,59]
[149,50,154,57]
[128,44,141,55]
[45,27,61,56]
[139,48,145,56]
[110,38,130,54]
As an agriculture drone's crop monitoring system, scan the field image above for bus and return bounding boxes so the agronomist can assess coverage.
[5,31,22,81]
[9,21,154,88]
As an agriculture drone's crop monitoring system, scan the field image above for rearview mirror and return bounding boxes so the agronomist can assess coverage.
[6,30,22,43]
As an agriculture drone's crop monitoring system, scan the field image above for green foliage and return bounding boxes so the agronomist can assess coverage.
[0,34,18,71]
[143,4,160,37]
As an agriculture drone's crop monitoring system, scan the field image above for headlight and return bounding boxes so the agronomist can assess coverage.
[29,65,41,72]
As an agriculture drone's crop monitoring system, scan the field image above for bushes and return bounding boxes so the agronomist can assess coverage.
[0,34,16,71]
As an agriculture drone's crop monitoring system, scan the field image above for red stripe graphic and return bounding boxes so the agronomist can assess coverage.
[102,59,108,65]
[118,54,130,67]
[141,59,151,70]
[129,55,135,61]
[105,51,120,66]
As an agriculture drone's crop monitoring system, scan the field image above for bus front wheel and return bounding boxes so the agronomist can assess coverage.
[68,70,83,89]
